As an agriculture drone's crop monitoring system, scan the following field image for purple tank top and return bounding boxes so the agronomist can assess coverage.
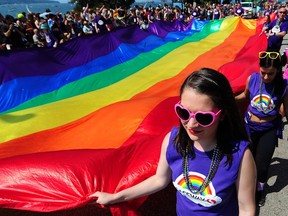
[166,127,249,216]
[248,73,285,118]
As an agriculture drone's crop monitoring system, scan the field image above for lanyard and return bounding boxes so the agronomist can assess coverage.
[259,79,274,110]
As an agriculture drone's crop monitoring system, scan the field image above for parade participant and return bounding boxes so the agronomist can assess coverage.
[89,68,256,216]
[235,51,288,207]
[234,3,244,17]
[282,48,288,80]
[39,23,58,48]
[206,5,213,20]
[190,6,200,19]
[2,14,27,49]
[32,28,45,47]
[0,13,6,50]
[262,4,272,17]
[82,20,93,35]
[262,6,288,52]
[262,14,271,37]
[213,5,222,20]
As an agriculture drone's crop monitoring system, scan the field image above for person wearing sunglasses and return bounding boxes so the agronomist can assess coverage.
[90,68,256,216]
[260,6,288,52]
[235,51,288,207]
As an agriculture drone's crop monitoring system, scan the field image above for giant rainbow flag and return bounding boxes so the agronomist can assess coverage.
[0,16,269,215]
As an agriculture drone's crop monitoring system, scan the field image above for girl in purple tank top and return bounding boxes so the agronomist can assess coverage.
[235,51,288,207]
[90,68,256,216]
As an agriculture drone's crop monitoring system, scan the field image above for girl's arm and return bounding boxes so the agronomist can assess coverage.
[89,132,172,205]
[235,75,251,103]
[236,148,257,216]
[282,86,288,121]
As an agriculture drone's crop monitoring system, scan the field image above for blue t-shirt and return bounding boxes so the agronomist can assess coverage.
[166,127,249,216]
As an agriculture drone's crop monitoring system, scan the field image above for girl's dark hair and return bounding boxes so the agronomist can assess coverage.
[259,52,286,103]
[174,68,248,165]
[264,14,271,24]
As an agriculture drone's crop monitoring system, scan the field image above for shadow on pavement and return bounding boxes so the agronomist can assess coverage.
[256,155,288,215]
[266,157,288,193]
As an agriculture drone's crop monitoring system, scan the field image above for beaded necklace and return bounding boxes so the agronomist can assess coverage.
[183,144,222,194]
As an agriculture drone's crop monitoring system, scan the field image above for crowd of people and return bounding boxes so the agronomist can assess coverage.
[0,1,287,51]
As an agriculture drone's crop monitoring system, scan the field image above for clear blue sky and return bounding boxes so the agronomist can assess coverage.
[58,0,69,3]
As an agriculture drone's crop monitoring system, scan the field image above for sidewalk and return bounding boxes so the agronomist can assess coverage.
[256,36,288,215]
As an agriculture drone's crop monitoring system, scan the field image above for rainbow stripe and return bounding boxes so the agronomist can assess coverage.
[0,16,269,215]
[253,94,272,106]
[177,173,213,196]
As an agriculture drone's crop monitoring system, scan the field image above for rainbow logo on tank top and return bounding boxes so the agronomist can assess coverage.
[173,172,222,207]
[251,94,275,114]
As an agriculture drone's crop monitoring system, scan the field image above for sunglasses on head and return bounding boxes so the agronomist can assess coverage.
[174,102,222,127]
[258,51,280,60]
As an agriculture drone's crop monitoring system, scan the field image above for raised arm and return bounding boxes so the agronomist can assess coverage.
[89,132,172,205]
